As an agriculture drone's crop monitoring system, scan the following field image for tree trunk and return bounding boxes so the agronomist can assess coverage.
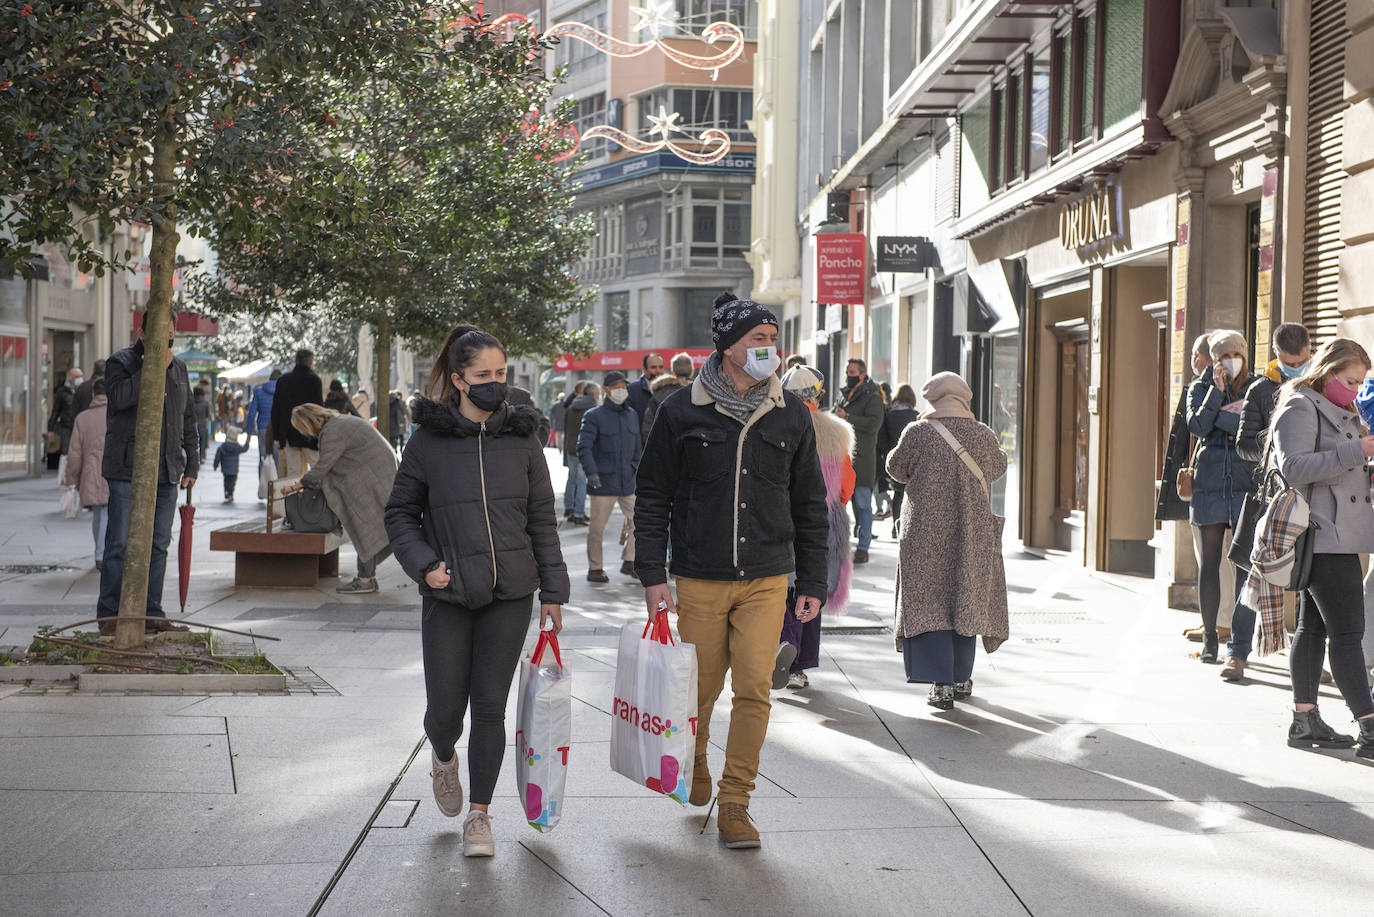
[374,313,391,442]
[115,126,180,650]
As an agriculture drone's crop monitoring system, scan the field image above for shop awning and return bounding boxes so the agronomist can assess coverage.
[219,358,277,383]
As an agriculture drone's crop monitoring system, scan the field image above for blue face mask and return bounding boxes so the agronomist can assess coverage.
[1278,361,1309,380]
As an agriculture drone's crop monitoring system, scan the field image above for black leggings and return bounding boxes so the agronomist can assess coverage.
[1196,523,1245,635]
[421,593,534,805]
[1291,554,1374,718]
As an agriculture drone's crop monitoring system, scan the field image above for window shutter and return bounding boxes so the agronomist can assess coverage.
[1302,0,1350,343]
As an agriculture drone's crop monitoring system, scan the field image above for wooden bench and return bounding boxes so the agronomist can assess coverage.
[209,518,348,587]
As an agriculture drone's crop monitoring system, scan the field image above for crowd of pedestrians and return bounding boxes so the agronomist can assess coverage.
[44,295,1374,858]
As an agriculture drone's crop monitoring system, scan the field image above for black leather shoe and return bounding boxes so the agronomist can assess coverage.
[927,684,954,710]
[853,549,869,565]
[1357,717,1374,759]
[587,569,609,584]
[1288,708,1356,749]
[1199,633,1219,664]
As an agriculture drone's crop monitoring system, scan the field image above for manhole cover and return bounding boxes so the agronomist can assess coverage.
[0,564,80,574]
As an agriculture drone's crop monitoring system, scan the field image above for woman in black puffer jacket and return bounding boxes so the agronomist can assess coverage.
[385,324,569,857]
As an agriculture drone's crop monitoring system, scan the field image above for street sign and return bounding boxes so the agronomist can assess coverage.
[875,235,931,272]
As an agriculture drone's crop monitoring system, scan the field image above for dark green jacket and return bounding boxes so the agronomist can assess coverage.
[836,379,884,488]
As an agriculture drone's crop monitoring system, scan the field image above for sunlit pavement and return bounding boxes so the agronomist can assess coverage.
[1,448,1372,916]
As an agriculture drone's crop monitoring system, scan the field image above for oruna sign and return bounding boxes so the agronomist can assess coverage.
[1059,187,1117,250]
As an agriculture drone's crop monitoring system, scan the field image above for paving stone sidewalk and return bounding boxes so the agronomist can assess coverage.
[1,451,1372,917]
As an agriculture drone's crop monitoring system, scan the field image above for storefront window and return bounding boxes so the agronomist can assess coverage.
[869,305,893,383]
[682,289,718,348]
[991,332,1021,532]
[0,334,28,476]
[605,292,630,351]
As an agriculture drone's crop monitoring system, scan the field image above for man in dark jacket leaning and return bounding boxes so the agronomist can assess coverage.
[578,371,642,583]
[1236,322,1311,464]
[635,292,828,851]
[270,349,323,476]
[97,317,199,635]
[835,358,884,563]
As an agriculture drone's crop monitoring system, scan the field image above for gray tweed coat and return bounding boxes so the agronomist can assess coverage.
[887,416,1009,652]
[301,414,398,563]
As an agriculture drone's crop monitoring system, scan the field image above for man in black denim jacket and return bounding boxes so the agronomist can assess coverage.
[633,294,828,850]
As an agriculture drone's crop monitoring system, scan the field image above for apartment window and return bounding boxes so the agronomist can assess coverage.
[972,0,1145,199]
[1029,48,1051,172]
[639,88,754,141]
[675,0,758,41]
[663,187,750,269]
[605,292,630,351]
[570,93,608,159]
[555,3,608,78]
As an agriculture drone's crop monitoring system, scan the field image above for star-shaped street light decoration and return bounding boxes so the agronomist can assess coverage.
[630,1,677,40]
[645,105,684,139]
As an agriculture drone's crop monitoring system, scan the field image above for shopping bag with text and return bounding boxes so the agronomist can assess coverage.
[515,628,572,832]
[609,610,698,804]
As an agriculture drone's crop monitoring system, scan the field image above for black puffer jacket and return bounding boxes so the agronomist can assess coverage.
[1236,372,1282,465]
[385,397,569,609]
[102,339,199,484]
[634,375,830,601]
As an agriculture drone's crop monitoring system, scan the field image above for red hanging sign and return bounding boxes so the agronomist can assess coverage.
[816,233,866,305]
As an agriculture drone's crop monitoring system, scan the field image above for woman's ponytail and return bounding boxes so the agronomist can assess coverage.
[426,323,505,399]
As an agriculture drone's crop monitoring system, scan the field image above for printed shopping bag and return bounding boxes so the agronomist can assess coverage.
[609,609,698,804]
[516,628,572,832]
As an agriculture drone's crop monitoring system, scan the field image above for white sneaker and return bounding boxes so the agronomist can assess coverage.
[787,671,809,690]
[463,810,495,857]
[430,750,463,817]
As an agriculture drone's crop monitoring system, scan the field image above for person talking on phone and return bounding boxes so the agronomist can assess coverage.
[633,292,829,850]
[1185,329,1265,665]
[385,324,569,859]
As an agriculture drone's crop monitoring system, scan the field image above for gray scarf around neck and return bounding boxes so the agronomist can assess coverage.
[699,352,769,423]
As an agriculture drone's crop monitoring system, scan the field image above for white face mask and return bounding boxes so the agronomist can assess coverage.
[608,388,629,405]
[740,346,782,381]
[1221,357,1243,378]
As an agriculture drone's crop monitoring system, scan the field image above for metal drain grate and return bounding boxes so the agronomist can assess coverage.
[0,564,80,574]
[281,666,342,696]
[823,626,891,635]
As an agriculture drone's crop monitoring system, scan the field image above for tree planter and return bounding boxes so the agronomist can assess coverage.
[0,665,85,683]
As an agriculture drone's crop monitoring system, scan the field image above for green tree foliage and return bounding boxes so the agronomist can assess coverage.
[213,306,362,384]
[198,11,595,438]
[0,0,428,646]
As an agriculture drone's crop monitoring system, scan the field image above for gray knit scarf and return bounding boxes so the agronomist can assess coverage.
[698,352,769,423]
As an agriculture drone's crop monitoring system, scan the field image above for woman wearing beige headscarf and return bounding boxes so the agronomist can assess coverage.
[887,372,1009,710]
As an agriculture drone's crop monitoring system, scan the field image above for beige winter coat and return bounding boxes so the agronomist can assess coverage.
[887,416,1009,652]
[300,414,398,562]
[64,395,109,507]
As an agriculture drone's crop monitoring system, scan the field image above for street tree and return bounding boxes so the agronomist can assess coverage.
[197,12,595,440]
[0,0,430,647]
[213,305,362,384]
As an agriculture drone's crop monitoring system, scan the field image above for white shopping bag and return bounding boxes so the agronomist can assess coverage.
[516,628,572,832]
[258,455,277,500]
[58,486,80,520]
[609,609,698,803]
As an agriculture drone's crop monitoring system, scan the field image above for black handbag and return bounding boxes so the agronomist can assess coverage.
[1287,520,1319,592]
[285,487,340,534]
[1228,490,1264,571]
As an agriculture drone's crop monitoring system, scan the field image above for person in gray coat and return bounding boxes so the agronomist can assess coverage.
[1270,337,1374,758]
[281,403,398,594]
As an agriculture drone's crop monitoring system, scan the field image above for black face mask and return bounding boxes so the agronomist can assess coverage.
[462,380,508,412]
[845,375,860,390]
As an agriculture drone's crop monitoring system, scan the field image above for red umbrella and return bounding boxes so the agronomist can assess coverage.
[178,484,196,615]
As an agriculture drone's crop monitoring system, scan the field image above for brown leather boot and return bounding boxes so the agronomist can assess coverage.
[689,754,712,807]
[717,801,760,849]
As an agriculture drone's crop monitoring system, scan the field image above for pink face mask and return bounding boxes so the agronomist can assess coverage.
[1324,377,1359,407]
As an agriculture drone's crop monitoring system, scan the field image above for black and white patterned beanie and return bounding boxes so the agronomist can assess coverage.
[710,291,778,353]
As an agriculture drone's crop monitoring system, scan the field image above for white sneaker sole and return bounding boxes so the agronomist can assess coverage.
[463,841,495,857]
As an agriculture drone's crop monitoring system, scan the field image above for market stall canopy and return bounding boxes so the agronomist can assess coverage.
[174,347,224,372]
[219,358,277,383]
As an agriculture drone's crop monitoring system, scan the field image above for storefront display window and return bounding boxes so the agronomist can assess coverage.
[990,332,1020,531]
[869,304,892,383]
[0,334,28,476]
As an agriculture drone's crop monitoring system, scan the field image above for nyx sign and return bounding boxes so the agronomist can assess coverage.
[875,236,931,273]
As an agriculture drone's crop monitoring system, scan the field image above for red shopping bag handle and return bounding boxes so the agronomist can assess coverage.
[530,630,563,668]
[641,608,675,645]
